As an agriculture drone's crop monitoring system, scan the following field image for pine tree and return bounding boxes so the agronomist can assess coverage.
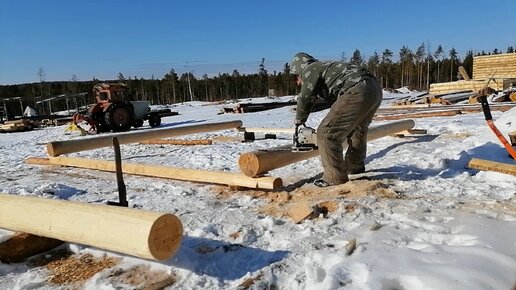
[462,50,474,79]
[367,51,380,78]
[380,49,393,88]
[415,42,426,90]
[434,45,444,82]
[449,47,458,81]
[350,49,363,66]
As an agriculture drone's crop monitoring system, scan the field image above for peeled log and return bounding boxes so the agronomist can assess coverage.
[47,120,243,157]
[239,119,415,177]
[0,193,183,261]
[139,139,213,145]
[25,156,282,190]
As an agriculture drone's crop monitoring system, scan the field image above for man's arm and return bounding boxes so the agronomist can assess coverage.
[295,73,322,124]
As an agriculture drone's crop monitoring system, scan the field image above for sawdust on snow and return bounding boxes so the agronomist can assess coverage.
[214,179,399,220]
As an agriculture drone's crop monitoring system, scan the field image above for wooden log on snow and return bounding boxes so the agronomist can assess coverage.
[0,193,183,261]
[238,127,295,134]
[25,156,282,190]
[0,232,64,263]
[47,120,243,157]
[139,139,213,145]
[374,110,461,121]
[467,158,516,176]
[238,119,415,177]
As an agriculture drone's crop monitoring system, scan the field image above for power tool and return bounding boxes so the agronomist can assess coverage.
[292,124,318,152]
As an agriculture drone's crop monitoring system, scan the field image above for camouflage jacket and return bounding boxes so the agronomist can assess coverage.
[295,60,373,124]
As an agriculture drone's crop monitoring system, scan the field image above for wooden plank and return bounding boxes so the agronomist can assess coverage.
[25,156,283,190]
[287,202,314,224]
[139,139,213,145]
[0,232,64,263]
[239,127,295,134]
[238,120,415,177]
[391,128,427,137]
[47,120,243,156]
[0,193,183,261]
[458,66,471,81]
[374,110,461,121]
[467,158,516,176]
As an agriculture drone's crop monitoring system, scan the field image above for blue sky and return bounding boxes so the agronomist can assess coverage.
[1,0,515,85]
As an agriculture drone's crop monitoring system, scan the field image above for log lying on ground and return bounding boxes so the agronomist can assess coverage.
[139,139,213,145]
[26,156,282,190]
[238,127,295,134]
[0,232,64,263]
[374,110,461,121]
[47,120,242,157]
[0,193,183,261]
[239,119,415,177]
[467,158,516,176]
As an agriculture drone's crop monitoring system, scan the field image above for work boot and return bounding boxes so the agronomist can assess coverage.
[314,179,331,187]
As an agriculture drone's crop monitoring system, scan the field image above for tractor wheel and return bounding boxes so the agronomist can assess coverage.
[105,103,133,132]
[148,114,161,127]
[133,119,144,128]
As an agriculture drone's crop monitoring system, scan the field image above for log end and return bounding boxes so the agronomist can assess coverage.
[238,153,261,177]
[47,142,57,157]
[271,177,283,189]
[148,214,183,260]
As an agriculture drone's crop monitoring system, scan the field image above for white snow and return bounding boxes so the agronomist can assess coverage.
[0,92,515,290]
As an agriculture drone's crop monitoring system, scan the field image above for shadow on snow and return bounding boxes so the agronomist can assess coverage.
[167,235,289,280]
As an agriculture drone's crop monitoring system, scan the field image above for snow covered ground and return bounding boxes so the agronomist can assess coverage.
[0,91,515,290]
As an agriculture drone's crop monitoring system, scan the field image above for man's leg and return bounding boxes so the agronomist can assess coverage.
[317,81,378,185]
[344,79,383,173]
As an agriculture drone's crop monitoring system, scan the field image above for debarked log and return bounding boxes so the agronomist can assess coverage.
[139,139,213,145]
[467,158,516,176]
[47,120,243,157]
[25,156,282,190]
[238,119,415,177]
[0,193,183,261]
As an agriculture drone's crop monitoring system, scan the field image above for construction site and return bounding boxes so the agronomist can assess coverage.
[0,52,515,289]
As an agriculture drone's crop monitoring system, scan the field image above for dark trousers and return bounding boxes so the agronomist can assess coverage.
[316,77,382,184]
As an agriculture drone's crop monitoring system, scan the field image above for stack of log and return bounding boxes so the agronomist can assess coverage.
[0,119,36,133]
[429,53,516,95]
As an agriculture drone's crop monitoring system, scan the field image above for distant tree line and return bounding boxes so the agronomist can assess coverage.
[1,44,514,117]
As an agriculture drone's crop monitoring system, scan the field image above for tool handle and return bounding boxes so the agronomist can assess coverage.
[478,95,492,121]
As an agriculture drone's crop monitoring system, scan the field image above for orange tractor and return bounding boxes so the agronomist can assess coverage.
[73,83,162,133]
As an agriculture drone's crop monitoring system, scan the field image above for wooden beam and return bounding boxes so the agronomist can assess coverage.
[26,156,282,190]
[239,127,295,134]
[458,66,471,81]
[375,110,461,121]
[47,120,243,157]
[0,232,64,263]
[139,139,213,145]
[467,158,516,176]
[238,120,415,177]
[0,193,183,260]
